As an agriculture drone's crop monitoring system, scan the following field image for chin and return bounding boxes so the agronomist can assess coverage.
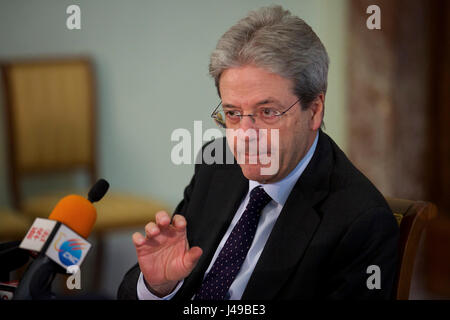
[239,163,277,183]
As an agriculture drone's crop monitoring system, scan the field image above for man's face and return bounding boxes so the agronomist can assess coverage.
[219,65,322,183]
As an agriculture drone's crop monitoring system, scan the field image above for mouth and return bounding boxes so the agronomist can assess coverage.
[241,152,272,166]
[238,146,271,156]
[244,152,271,157]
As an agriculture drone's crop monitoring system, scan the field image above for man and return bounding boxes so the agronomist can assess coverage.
[118,5,399,300]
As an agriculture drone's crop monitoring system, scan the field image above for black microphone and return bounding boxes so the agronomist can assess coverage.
[0,241,30,282]
[0,241,32,299]
[88,178,109,203]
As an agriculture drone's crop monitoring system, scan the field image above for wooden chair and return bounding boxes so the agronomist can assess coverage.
[0,209,33,242]
[0,57,169,288]
[385,197,438,300]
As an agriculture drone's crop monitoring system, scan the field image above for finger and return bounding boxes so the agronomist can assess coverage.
[132,232,146,247]
[155,211,171,228]
[183,246,203,271]
[172,214,187,231]
[145,222,160,238]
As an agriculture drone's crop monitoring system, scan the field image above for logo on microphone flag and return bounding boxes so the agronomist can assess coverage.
[46,224,91,270]
[57,237,87,266]
[19,218,57,252]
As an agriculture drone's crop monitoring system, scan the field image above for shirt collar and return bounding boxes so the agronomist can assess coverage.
[249,132,319,206]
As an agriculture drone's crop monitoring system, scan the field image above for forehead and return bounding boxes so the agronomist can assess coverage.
[218,65,294,106]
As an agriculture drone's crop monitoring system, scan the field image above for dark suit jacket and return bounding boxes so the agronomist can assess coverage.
[118,130,399,300]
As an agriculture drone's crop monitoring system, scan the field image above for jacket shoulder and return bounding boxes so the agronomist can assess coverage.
[321,133,395,224]
[117,263,140,300]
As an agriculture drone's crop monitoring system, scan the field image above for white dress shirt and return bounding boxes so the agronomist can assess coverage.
[137,132,319,300]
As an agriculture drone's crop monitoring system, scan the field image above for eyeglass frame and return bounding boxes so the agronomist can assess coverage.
[210,98,301,128]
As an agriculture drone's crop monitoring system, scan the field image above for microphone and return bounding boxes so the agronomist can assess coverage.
[88,178,109,203]
[0,241,30,282]
[12,179,109,300]
[0,241,31,299]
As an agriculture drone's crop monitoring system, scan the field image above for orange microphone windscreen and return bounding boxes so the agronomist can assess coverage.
[48,195,97,238]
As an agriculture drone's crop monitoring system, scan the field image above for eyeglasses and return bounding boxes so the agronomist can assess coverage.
[211,98,300,128]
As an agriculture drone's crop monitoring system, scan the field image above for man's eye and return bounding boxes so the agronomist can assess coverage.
[225,111,240,118]
[261,108,278,117]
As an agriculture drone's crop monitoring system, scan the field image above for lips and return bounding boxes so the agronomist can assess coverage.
[237,145,271,155]
[244,152,271,157]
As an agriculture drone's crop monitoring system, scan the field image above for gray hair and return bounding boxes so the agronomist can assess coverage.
[209,5,329,111]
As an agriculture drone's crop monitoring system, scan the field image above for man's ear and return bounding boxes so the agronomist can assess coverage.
[309,93,324,130]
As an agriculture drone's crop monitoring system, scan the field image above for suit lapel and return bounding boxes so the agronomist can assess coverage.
[242,130,333,299]
[178,164,248,299]
[241,187,324,299]
[192,166,248,257]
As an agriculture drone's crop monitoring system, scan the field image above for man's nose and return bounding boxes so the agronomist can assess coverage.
[239,115,257,131]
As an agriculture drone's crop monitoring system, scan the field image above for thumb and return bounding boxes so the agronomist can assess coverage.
[183,246,203,272]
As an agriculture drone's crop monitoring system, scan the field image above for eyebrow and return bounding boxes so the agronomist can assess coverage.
[222,97,282,109]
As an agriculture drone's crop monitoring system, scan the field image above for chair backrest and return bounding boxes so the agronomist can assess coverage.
[385,197,438,300]
[1,57,97,209]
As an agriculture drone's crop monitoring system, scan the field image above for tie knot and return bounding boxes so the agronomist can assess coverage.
[248,186,272,209]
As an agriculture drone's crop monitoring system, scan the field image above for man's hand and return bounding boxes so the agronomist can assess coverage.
[132,211,203,297]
